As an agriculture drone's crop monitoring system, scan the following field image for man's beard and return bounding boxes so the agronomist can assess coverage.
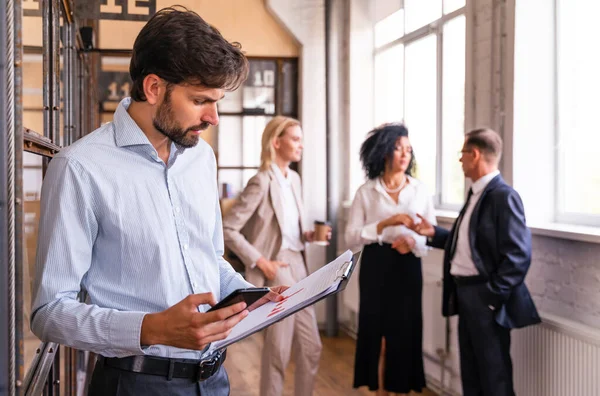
[153,93,210,148]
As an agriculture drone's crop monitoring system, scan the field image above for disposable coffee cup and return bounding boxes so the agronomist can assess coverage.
[313,221,331,245]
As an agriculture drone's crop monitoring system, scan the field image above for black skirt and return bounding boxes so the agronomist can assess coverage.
[353,243,426,393]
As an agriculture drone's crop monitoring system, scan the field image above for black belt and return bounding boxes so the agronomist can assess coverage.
[99,349,226,382]
[452,275,488,286]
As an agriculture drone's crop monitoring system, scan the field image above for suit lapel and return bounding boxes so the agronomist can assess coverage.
[268,170,286,236]
[468,174,503,275]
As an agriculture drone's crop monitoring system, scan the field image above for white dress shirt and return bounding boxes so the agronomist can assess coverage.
[346,176,437,257]
[271,164,304,252]
[450,170,500,276]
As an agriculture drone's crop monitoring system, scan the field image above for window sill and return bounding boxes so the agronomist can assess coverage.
[435,210,600,244]
[435,209,458,224]
[528,222,600,244]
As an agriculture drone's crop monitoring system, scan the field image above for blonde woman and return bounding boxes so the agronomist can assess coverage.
[223,116,325,396]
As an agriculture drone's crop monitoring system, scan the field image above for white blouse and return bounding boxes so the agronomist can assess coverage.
[345,176,437,257]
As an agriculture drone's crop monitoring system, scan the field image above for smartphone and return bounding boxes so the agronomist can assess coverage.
[208,287,271,313]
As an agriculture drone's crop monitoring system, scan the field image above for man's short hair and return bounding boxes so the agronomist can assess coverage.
[465,128,503,163]
[129,6,249,101]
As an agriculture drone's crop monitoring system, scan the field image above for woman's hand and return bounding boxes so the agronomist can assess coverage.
[256,257,288,281]
[304,228,332,243]
[377,213,414,234]
[391,235,416,254]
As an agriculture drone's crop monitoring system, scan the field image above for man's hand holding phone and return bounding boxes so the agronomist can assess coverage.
[140,292,249,351]
[140,286,289,351]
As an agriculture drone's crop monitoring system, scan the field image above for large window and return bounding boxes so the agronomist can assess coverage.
[514,0,600,228]
[556,0,600,225]
[373,1,466,208]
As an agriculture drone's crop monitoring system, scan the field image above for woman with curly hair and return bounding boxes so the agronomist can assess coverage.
[346,123,436,395]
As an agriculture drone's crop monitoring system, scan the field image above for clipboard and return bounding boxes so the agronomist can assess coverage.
[211,249,362,351]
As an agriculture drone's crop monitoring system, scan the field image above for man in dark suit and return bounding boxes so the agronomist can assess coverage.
[410,128,540,396]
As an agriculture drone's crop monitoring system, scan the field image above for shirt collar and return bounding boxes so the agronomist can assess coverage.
[271,163,291,187]
[471,170,500,194]
[113,97,187,155]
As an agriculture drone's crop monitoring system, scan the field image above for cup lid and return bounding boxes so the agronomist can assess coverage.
[314,220,330,226]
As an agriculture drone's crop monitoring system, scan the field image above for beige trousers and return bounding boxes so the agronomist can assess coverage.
[259,249,323,396]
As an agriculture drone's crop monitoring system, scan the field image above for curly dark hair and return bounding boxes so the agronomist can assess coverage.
[359,123,416,179]
[129,6,249,102]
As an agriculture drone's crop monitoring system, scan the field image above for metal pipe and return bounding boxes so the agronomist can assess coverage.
[43,0,60,145]
[324,0,339,337]
[42,0,51,141]
[51,0,60,146]
[24,342,59,396]
[63,20,75,146]
[5,0,18,394]
[1,0,12,394]
[13,0,25,391]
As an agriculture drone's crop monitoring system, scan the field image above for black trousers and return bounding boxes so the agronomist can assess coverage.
[88,357,230,396]
[456,283,515,396]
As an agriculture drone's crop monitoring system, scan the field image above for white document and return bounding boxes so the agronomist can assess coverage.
[211,249,356,351]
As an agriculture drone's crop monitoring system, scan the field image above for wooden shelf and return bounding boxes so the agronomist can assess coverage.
[23,128,61,158]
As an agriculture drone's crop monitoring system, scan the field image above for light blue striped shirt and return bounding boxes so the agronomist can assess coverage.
[31,98,252,359]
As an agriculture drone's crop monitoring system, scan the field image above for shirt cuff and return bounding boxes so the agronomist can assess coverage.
[360,222,381,243]
[108,310,147,357]
[411,235,429,257]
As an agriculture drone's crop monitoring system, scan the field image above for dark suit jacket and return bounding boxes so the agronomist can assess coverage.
[428,174,541,329]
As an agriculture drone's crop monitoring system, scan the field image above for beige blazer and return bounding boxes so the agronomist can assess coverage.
[222,168,306,287]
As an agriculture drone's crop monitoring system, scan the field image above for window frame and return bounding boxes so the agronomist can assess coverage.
[373,3,467,211]
[553,0,600,227]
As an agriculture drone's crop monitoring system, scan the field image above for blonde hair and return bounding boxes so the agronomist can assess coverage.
[260,116,301,170]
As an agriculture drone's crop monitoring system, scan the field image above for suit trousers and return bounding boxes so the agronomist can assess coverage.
[456,282,515,396]
[88,356,230,396]
[260,249,322,396]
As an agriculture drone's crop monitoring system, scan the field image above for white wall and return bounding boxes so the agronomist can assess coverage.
[266,0,328,323]
[348,0,374,196]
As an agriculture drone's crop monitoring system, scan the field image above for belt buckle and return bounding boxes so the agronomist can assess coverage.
[197,350,221,382]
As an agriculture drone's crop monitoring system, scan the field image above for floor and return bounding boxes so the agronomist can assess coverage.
[225,331,437,396]
[23,325,436,395]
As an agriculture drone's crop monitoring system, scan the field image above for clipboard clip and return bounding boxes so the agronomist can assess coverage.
[334,260,353,281]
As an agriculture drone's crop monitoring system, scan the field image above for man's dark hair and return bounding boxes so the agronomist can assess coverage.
[129,6,249,101]
[360,123,416,179]
[465,128,503,163]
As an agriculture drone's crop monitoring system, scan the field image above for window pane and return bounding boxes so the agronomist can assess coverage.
[218,87,243,113]
[374,44,404,126]
[217,116,242,167]
[281,60,298,115]
[442,16,466,206]
[405,0,442,33]
[218,169,260,199]
[404,34,437,194]
[243,60,277,114]
[557,0,600,215]
[23,54,44,134]
[444,0,466,14]
[242,116,271,168]
[374,9,404,48]
[23,152,43,374]
[219,169,243,198]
